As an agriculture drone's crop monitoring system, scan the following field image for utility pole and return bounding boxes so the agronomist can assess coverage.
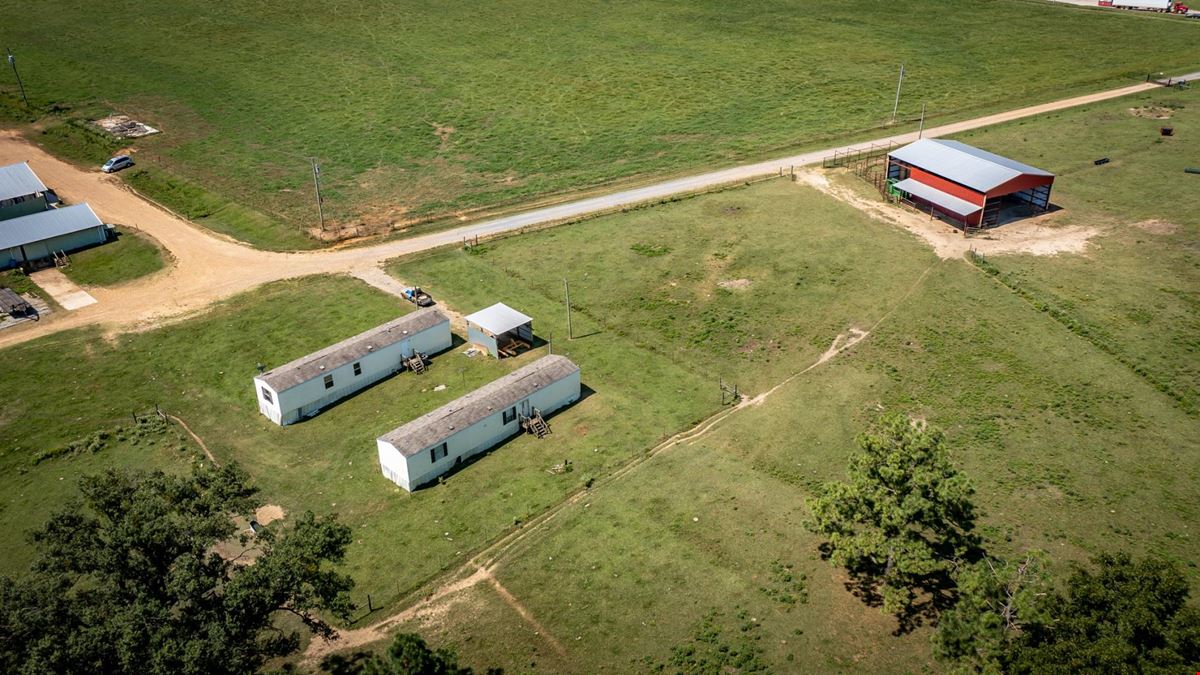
[563,278,573,339]
[6,48,28,107]
[891,64,905,124]
[918,102,927,139]
[310,157,325,231]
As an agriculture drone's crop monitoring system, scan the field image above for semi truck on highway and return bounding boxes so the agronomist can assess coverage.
[1098,0,1190,11]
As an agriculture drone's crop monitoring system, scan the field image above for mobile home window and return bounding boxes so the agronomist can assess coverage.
[261,387,273,404]
[323,374,334,389]
[503,407,517,424]
[429,443,448,463]
[353,362,362,376]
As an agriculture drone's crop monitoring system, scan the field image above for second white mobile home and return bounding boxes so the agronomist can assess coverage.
[377,355,581,491]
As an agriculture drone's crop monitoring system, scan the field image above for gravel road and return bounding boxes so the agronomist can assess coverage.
[0,73,1196,349]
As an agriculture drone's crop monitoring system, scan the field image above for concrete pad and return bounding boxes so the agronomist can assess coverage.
[30,268,97,310]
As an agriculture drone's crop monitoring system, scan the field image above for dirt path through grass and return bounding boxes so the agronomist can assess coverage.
[1,73,1195,352]
[299,287,955,664]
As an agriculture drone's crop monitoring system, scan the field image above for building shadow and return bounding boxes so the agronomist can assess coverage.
[410,386,590,491]
[286,337,466,425]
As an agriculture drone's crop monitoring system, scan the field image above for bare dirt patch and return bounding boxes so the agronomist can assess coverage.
[1132,219,1180,235]
[799,169,1099,259]
[256,504,285,525]
[718,278,752,290]
[431,122,456,151]
[93,114,160,138]
[1129,106,1175,120]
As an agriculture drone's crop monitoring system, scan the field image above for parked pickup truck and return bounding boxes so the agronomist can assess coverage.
[401,287,434,307]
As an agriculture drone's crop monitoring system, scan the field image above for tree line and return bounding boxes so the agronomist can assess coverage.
[808,413,1200,673]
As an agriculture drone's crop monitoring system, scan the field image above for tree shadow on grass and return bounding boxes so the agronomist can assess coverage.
[819,542,966,636]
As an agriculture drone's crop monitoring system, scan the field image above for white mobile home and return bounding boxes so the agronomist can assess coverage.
[254,308,452,426]
[0,204,108,269]
[377,354,581,491]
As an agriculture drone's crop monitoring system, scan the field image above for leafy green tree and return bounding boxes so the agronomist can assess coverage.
[322,632,497,675]
[933,552,1051,673]
[0,464,355,675]
[1005,552,1200,674]
[807,414,979,618]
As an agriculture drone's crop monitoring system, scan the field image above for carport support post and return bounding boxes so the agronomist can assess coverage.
[563,278,573,339]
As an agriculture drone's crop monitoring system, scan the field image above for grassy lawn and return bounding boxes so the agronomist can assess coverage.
[3,1,1198,249]
[407,259,1198,674]
[950,85,1200,414]
[62,226,168,287]
[0,268,51,307]
[0,274,715,615]
[3,77,1200,670]
[389,179,937,394]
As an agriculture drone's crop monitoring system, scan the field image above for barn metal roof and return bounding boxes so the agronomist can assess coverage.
[889,139,1053,193]
[257,308,449,392]
[893,178,982,216]
[0,162,47,203]
[379,355,579,457]
[465,302,532,336]
[0,204,105,251]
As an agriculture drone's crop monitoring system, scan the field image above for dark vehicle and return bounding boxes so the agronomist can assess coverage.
[402,287,434,307]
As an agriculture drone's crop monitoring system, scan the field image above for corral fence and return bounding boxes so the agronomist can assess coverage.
[823,141,981,234]
[822,141,896,174]
[823,141,899,199]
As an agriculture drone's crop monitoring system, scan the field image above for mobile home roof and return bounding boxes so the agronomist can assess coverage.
[0,162,47,202]
[379,354,579,456]
[257,307,449,392]
[0,204,104,251]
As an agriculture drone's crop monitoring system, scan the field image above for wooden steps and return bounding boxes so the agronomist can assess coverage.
[406,353,427,374]
[522,408,550,439]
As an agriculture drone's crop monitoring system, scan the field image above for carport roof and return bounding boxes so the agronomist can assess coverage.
[256,307,449,392]
[465,303,532,336]
[379,355,579,456]
[889,139,1053,193]
[893,178,982,217]
[0,162,48,203]
[0,204,104,251]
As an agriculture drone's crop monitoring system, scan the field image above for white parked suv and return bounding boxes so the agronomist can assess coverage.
[101,155,134,173]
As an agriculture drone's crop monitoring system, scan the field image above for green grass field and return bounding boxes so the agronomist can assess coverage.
[3,1,1198,249]
[62,226,167,287]
[951,86,1200,415]
[1,80,1199,672]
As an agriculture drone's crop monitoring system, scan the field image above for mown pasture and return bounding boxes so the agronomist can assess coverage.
[3,0,1199,248]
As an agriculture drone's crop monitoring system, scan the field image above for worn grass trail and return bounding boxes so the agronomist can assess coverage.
[304,256,940,663]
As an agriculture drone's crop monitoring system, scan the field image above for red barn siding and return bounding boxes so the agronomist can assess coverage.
[907,167,986,206]
[987,173,1054,198]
